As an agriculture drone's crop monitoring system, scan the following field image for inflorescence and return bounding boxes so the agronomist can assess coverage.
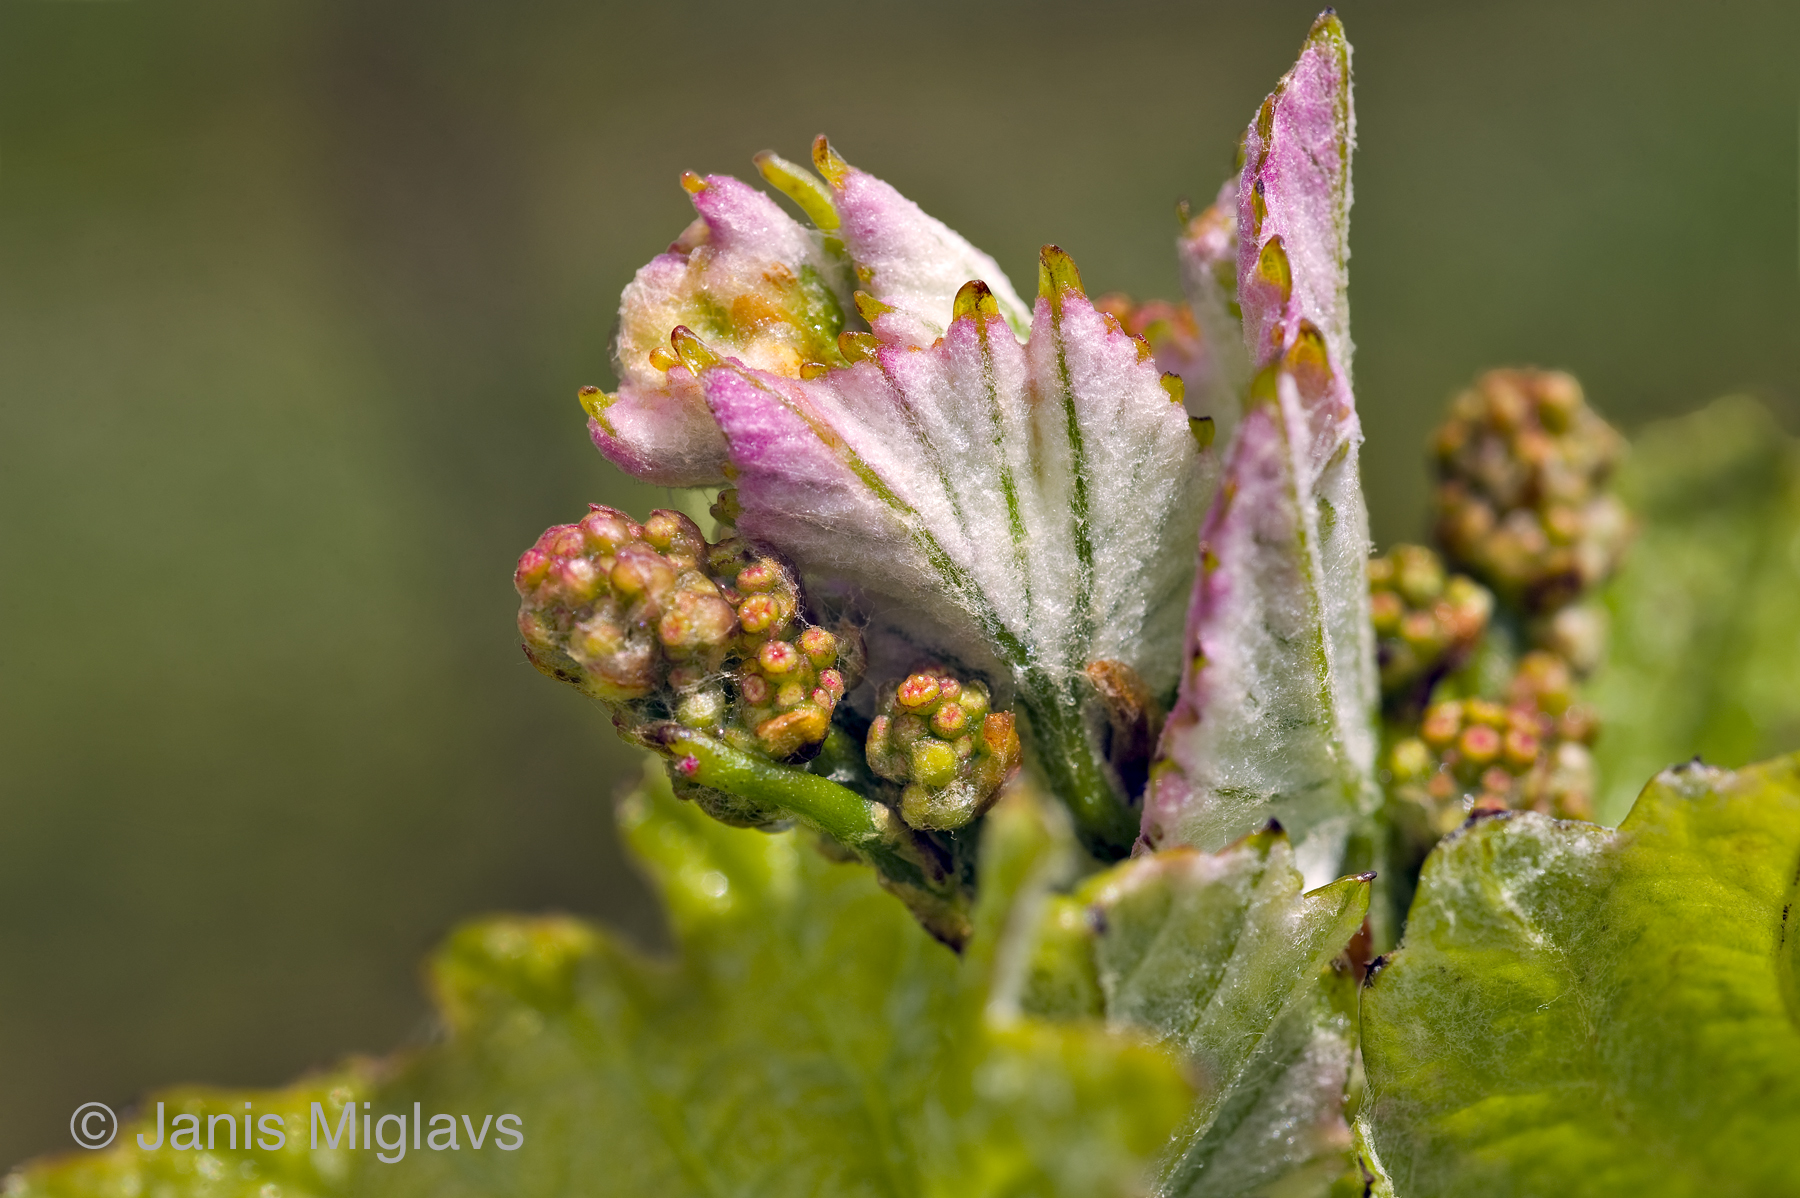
[1379,368,1627,847]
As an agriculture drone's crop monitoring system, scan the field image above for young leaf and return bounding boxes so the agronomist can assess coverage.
[594,173,854,486]
[698,259,1213,853]
[813,135,1034,339]
[592,145,1034,487]
[1145,12,1379,887]
[1357,752,1800,1197]
[1176,178,1251,447]
[5,1070,377,1198]
[360,774,1191,1198]
[1023,826,1371,1197]
[1168,974,1360,1198]
[1589,397,1800,821]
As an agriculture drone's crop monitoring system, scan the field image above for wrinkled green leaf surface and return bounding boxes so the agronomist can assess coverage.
[11,771,1192,1198]
[1358,752,1800,1197]
[1026,829,1369,1197]
[13,772,1379,1198]
[1591,397,1800,822]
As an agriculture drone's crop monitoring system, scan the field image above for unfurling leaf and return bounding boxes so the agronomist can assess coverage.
[812,134,1034,341]
[1173,178,1251,448]
[1021,827,1370,1196]
[699,254,1214,852]
[1145,12,1379,888]
[592,173,856,486]
[588,140,1217,854]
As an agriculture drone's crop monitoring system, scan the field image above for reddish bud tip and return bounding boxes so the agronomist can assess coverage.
[896,673,943,713]
[759,639,802,676]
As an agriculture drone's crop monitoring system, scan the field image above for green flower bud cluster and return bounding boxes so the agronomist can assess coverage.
[1431,369,1630,613]
[865,668,1022,832]
[1367,544,1493,704]
[513,504,853,764]
[1385,650,1598,837]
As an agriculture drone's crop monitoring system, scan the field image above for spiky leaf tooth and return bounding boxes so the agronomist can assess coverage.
[1432,367,1631,611]
[865,667,1022,830]
[696,252,1215,854]
[1146,14,1379,888]
[1175,177,1251,444]
[513,504,853,773]
[1358,753,1800,1198]
[1367,543,1493,707]
[594,174,857,486]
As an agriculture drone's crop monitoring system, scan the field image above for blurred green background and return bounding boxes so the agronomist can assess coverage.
[1,0,1795,1169]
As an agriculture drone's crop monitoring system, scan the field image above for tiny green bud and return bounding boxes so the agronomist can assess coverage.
[895,673,942,714]
[797,626,838,667]
[1368,543,1493,709]
[930,702,968,738]
[1389,737,1433,782]
[910,741,959,789]
[677,689,727,728]
[759,639,802,676]
[865,668,1021,832]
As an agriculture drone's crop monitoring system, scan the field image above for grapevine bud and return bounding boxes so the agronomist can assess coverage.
[865,668,1022,831]
[514,502,853,779]
[1388,737,1434,782]
[1430,369,1631,612]
[1368,544,1493,705]
[1508,650,1573,716]
[1531,602,1609,676]
[1387,650,1600,838]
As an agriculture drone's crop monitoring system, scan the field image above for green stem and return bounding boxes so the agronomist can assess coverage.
[1019,679,1137,856]
[810,725,880,792]
[667,732,949,894]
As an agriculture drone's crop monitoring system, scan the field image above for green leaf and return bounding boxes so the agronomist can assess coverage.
[5,1070,376,1198]
[11,768,1192,1198]
[1590,397,1800,822]
[1357,752,1800,1198]
[363,774,1192,1198]
[1024,828,1371,1197]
